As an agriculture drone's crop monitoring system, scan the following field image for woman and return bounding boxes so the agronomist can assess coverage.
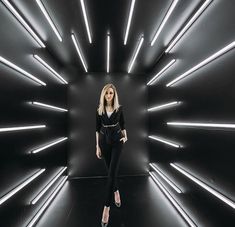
[96,83,128,227]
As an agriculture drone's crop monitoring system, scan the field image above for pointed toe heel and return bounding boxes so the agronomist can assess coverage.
[101,221,109,227]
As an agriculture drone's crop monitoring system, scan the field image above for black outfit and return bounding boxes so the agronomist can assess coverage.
[96,105,126,207]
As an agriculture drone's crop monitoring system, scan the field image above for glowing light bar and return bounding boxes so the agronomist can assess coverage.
[151,0,179,46]
[0,56,46,86]
[124,0,136,45]
[26,176,68,227]
[149,172,196,227]
[71,33,88,72]
[147,59,176,85]
[1,0,45,48]
[171,163,235,209]
[0,169,45,205]
[128,36,144,73]
[148,101,180,112]
[35,0,62,42]
[149,135,181,148]
[165,0,212,53]
[149,163,182,193]
[31,137,68,154]
[167,122,235,129]
[167,41,235,87]
[33,55,68,84]
[31,102,68,112]
[107,32,110,73]
[0,125,46,132]
[31,167,67,204]
[80,0,92,43]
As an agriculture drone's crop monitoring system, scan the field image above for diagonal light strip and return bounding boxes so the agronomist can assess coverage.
[71,33,88,72]
[0,125,46,132]
[147,59,176,85]
[35,0,62,42]
[128,35,144,73]
[124,0,136,45]
[171,163,235,209]
[31,102,68,112]
[150,163,182,193]
[151,0,179,46]
[0,169,45,205]
[1,0,45,48]
[167,122,235,129]
[33,55,68,84]
[149,135,181,148]
[0,56,46,86]
[165,0,212,53]
[107,32,110,73]
[166,41,235,87]
[80,0,92,43]
[148,101,180,112]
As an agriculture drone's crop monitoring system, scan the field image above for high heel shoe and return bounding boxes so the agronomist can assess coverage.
[101,220,108,227]
[115,200,121,207]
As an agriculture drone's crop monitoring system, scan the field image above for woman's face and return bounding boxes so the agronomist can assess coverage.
[105,88,114,103]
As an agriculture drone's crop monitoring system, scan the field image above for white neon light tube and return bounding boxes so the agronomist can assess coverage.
[0,125,46,132]
[80,0,92,43]
[31,137,68,154]
[31,102,68,112]
[147,59,176,85]
[167,41,235,87]
[33,55,68,84]
[148,101,180,112]
[1,0,45,48]
[0,56,46,86]
[0,169,45,205]
[26,176,68,227]
[124,0,136,45]
[171,163,235,209]
[71,33,88,72]
[149,172,196,227]
[149,163,182,193]
[149,135,181,148]
[35,0,62,42]
[151,0,179,46]
[107,33,110,73]
[128,36,144,73]
[165,0,212,53]
[167,122,235,129]
[31,167,67,204]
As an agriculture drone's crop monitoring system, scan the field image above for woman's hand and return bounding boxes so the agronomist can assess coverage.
[96,145,102,159]
[120,137,128,144]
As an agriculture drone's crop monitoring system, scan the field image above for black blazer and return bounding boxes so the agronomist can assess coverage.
[96,105,126,144]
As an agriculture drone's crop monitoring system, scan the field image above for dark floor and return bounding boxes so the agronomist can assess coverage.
[35,175,188,227]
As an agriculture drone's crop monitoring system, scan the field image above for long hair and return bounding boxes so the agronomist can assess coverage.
[97,83,121,115]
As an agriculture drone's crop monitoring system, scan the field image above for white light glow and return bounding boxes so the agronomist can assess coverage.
[147,59,176,85]
[0,169,45,205]
[33,55,68,84]
[166,41,235,87]
[107,33,110,73]
[128,36,144,73]
[26,176,67,227]
[31,167,67,204]
[148,101,180,112]
[71,33,88,72]
[80,0,92,43]
[35,0,62,42]
[165,0,212,53]
[171,163,235,209]
[149,172,196,227]
[0,56,46,86]
[151,0,179,46]
[149,135,181,148]
[124,0,136,45]
[31,137,68,154]
[167,122,235,129]
[0,125,46,132]
[2,0,45,48]
[31,102,68,112]
[149,163,182,193]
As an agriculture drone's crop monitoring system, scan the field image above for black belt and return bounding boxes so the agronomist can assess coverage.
[102,122,119,128]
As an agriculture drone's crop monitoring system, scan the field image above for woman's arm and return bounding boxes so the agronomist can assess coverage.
[96,131,99,147]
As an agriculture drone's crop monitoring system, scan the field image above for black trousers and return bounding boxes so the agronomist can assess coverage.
[99,140,123,207]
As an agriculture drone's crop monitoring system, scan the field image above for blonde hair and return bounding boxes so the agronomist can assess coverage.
[97,83,121,115]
